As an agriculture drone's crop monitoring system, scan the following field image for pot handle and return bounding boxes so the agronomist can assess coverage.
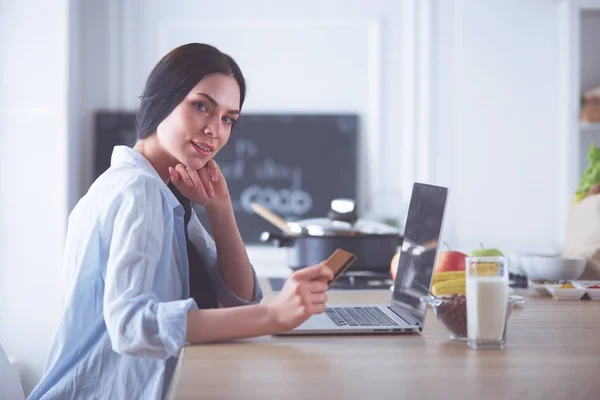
[260,231,295,248]
[327,198,359,224]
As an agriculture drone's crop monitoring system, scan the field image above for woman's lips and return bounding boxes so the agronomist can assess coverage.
[191,141,214,157]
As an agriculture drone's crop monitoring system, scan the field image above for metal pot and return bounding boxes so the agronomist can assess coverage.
[260,199,403,272]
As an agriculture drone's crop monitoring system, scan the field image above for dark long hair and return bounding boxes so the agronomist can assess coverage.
[137,43,246,309]
[135,43,246,140]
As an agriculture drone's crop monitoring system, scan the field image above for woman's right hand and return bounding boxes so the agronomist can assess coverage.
[268,263,334,332]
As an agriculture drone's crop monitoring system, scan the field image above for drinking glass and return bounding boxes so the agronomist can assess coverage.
[466,256,509,350]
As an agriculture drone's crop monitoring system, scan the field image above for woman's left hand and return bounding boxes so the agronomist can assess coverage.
[169,160,230,209]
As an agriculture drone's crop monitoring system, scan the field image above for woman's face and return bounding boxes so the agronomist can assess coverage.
[156,73,241,170]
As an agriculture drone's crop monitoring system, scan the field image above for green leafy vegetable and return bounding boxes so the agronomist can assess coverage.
[576,143,600,195]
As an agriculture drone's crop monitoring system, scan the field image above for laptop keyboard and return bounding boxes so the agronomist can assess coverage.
[326,307,399,327]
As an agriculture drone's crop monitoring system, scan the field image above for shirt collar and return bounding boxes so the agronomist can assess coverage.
[110,145,182,210]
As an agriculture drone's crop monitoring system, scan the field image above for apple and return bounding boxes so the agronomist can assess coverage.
[469,244,504,257]
[390,252,401,281]
[434,250,467,273]
[468,245,504,276]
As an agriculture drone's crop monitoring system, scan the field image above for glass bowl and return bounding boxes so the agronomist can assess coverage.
[420,293,525,341]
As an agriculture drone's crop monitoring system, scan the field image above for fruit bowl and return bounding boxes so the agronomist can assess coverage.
[421,294,525,341]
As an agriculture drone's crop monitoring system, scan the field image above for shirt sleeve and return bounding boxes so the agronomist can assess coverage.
[186,209,263,307]
[102,175,197,360]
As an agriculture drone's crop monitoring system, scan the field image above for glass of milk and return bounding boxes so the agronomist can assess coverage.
[466,256,509,350]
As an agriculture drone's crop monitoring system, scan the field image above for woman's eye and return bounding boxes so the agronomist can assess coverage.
[193,102,208,111]
[223,116,236,125]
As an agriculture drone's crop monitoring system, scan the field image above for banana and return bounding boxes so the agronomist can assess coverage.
[431,271,466,286]
[432,279,466,296]
[430,263,500,295]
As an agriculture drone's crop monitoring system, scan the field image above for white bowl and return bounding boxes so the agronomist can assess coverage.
[520,255,586,281]
[545,284,587,300]
[586,287,600,300]
[574,281,600,300]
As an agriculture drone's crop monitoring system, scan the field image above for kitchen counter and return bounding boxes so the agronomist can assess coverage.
[167,280,600,400]
[246,245,293,278]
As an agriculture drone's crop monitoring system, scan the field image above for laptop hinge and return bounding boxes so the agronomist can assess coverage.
[388,304,420,327]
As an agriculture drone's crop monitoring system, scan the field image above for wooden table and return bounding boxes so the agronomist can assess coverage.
[168,278,600,400]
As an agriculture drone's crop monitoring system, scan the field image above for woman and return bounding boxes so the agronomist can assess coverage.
[28,43,332,400]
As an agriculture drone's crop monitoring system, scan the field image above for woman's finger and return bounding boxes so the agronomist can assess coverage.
[199,167,215,197]
[309,293,328,304]
[186,166,203,188]
[187,167,208,196]
[169,167,182,186]
[170,166,192,192]
[206,159,219,182]
[175,164,194,188]
[308,280,328,294]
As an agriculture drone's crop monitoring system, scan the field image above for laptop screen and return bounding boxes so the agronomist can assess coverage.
[391,183,448,324]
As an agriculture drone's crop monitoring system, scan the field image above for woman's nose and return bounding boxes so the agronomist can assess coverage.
[203,118,220,138]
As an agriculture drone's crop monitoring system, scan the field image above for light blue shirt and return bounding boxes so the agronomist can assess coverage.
[28,146,263,400]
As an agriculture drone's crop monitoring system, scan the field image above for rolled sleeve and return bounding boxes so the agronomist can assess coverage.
[156,298,198,355]
[187,210,263,307]
[213,264,263,308]
[102,175,196,359]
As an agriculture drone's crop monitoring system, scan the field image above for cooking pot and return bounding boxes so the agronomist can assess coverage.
[260,199,403,272]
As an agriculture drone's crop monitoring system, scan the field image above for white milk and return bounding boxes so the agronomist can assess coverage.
[466,276,509,341]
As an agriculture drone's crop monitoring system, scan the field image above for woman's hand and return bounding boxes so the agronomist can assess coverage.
[267,263,334,332]
[185,263,333,343]
[169,160,230,209]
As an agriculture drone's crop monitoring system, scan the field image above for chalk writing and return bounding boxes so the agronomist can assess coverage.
[240,186,312,215]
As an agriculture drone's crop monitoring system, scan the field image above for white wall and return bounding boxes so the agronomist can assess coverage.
[78,0,411,226]
[80,0,571,254]
[0,0,70,395]
[430,0,563,254]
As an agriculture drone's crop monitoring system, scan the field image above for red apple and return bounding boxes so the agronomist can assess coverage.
[434,251,467,273]
[390,249,467,281]
[390,252,401,280]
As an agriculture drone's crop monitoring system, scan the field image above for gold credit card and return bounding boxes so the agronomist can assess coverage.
[324,248,357,286]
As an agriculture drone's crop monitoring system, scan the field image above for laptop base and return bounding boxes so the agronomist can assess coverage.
[273,304,421,336]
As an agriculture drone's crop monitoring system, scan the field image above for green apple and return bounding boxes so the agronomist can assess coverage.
[470,244,504,257]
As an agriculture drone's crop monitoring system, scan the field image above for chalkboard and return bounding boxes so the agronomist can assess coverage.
[94,112,358,243]
[94,112,138,178]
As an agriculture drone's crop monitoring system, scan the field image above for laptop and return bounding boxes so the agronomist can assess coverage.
[275,182,448,335]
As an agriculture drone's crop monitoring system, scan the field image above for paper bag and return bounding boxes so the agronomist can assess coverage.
[563,194,600,279]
